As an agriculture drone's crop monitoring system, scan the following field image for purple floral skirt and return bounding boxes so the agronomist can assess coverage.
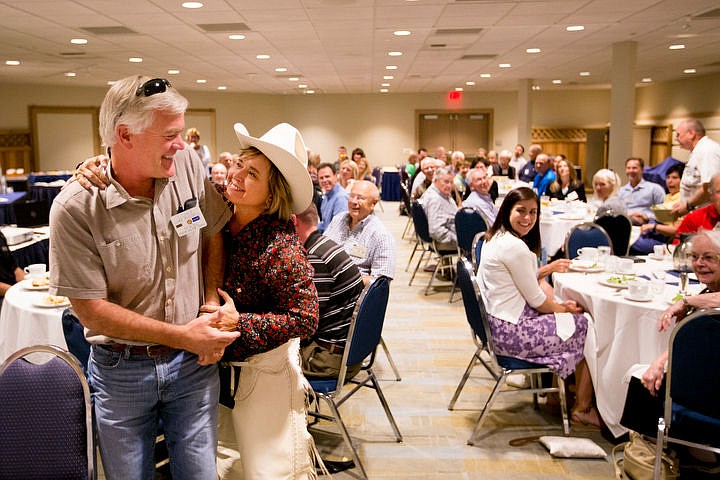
[487,304,588,379]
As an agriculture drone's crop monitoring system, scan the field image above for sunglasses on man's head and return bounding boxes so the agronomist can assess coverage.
[135,78,172,97]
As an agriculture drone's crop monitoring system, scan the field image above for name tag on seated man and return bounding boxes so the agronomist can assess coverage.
[170,205,207,237]
[349,243,367,259]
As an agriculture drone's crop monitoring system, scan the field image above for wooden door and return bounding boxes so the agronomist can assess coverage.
[417,110,493,159]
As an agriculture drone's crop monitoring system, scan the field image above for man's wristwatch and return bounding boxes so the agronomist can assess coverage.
[682,296,691,307]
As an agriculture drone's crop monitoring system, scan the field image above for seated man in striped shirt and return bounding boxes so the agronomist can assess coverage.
[294,203,365,379]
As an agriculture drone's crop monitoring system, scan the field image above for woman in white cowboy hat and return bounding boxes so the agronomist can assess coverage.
[208,122,320,480]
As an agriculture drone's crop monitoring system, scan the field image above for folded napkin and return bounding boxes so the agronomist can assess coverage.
[664,269,700,285]
[554,313,576,342]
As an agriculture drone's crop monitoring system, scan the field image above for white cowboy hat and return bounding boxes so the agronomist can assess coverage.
[233,122,313,214]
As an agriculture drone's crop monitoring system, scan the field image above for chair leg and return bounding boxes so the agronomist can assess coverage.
[317,395,368,480]
[448,350,480,410]
[409,249,427,286]
[401,217,413,240]
[380,337,401,381]
[653,418,666,480]
[468,375,506,446]
[558,377,570,435]
[367,369,403,442]
[405,240,420,272]
[530,373,539,409]
[448,274,459,303]
[424,257,442,295]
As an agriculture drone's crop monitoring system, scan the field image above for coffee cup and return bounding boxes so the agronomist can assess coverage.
[576,247,598,264]
[617,258,634,275]
[24,263,46,279]
[598,246,611,263]
[653,245,666,258]
[628,280,650,300]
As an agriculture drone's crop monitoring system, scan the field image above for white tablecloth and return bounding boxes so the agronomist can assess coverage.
[0,282,67,361]
[540,209,594,256]
[553,256,704,437]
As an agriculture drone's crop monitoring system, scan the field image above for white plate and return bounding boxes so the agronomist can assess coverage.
[20,279,49,291]
[33,295,70,308]
[558,214,585,220]
[569,263,604,273]
[599,276,635,288]
[623,292,653,302]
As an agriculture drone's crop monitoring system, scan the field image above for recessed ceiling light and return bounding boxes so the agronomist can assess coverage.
[217,86,227,90]
[70,38,87,45]
[168,69,180,75]
[499,63,511,68]
[64,72,76,77]
[229,34,246,40]
[298,84,307,88]
[5,60,20,66]
[526,48,541,54]
[668,44,685,50]
[466,81,475,86]
[380,88,389,93]
[381,83,390,87]
[306,89,315,94]
[579,71,590,76]
[531,85,540,91]
[455,87,463,92]
[641,77,652,83]
[386,65,398,70]
[388,51,402,56]
[275,67,287,72]
[256,54,270,60]
[182,2,203,8]
[684,68,697,74]
[393,30,411,36]
[129,57,143,63]
[552,79,562,84]
[289,77,299,81]
[566,25,584,32]
[383,75,394,80]
[196,79,207,84]
[480,73,491,78]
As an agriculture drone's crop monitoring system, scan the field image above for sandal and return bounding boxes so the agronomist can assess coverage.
[571,407,602,428]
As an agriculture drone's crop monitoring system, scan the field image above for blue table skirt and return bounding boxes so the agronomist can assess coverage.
[11,238,49,269]
[30,185,62,204]
[0,192,28,225]
[381,171,401,201]
[27,173,73,185]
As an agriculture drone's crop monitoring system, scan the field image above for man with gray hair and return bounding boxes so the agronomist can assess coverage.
[49,75,239,479]
[463,165,499,225]
[532,153,556,197]
[324,180,396,284]
[671,118,720,216]
[419,167,458,249]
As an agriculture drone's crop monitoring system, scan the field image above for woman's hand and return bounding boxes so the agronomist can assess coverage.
[640,223,655,234]
[202,289,239,332]
[562,300,583,314]
[548,259,571,274]
[658,300,685,331]
[69,155,110,191]
[641,354,667,396]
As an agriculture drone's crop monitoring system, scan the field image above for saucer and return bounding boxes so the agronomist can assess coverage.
[623,292,653,302]
[647,253,666,261]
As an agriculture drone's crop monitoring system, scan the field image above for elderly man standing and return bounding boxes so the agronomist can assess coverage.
[463,166,499,225]
[324,180,395,284]
[317,162,348,232]
[419,167,458,250]
[619,157,665,225]
[532,153,556,197]
[49,76,239,479]
[671,118,720,216]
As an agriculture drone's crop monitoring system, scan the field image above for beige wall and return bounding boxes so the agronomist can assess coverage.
[1,71,719,170]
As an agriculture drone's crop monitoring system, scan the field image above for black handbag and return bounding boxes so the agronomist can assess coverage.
[218,363,241,409]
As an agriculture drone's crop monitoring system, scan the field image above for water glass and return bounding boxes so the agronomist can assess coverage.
[651,271,666,295]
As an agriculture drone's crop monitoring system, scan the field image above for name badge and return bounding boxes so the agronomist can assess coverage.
[566,191,579,202]
[349,243,367,259]
[170,205,207,237]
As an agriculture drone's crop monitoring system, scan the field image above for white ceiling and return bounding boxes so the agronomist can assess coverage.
[0,0,719,95]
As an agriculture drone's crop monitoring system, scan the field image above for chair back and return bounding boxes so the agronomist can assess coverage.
[471,232,485,271]
[564,222,612,259]
[62,309,90,373]
[13,198,50,227]
[337,276,391,388]
[594,213,632,256]
[665,309,720,422]
[0,344,94,480]
[456,258,500,372]
[455,207,487,258]
[400,182,412,215]
[410,201,433,244]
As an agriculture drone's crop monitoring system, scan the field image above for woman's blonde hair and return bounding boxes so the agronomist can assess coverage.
[340,159,359,180]
[593,168,621,197]
[240,147,294,221]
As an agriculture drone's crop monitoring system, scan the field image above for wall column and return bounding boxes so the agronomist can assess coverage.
[517,78,532,150]
[608,41,637,172]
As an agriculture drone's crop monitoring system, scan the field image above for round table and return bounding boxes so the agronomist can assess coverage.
[0,282,67,361]
[553,256,704,437]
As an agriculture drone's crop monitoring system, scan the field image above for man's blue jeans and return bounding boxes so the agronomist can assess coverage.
[89,346,219,480]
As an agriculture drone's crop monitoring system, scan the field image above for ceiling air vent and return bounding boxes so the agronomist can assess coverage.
[59,52,87,56]
[430,44,447,48]
[460,54,497,60]
[434,28,483,35]
[81,26,137,35]
[197,23,250,32]
[693,8,720,18]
